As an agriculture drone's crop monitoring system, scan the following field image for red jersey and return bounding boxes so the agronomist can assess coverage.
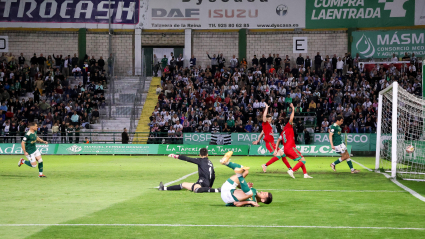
[280,123,296,148]
[262,122,274,142]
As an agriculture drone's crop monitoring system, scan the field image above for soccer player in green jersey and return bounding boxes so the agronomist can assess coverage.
[329,116,360,174]
[18,122,48,177]
[219,151,272,207]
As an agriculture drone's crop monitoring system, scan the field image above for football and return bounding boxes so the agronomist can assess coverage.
[406,145,415,153]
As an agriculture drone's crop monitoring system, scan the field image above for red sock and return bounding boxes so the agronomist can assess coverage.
[282,157,292,169]
[301,163,307,174]
[292,161,304,172]
[266,157,279,166]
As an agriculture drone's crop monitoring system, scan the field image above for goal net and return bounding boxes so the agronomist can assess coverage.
[376,82,425,181]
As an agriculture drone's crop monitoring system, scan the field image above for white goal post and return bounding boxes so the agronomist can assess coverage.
[375,81,425,181]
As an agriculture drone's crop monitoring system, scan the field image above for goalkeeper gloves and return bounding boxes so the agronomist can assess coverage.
[168,154,179,159]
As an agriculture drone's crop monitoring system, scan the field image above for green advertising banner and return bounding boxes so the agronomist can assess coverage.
[56,144,159,155]
[249,144,351,156]
[311,133,376,151]
[183,133,303,146]
[158,145,249,155]
[0,144,57,155]
[306,0,415,29]
[352,29,425,58]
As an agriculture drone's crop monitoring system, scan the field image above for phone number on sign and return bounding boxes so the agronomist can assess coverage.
[209,23,300,28]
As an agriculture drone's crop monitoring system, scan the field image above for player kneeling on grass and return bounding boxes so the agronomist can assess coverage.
[158,148,220,193]
[329,116,360,174]
[18,122,48,177]
[219,151,272,207]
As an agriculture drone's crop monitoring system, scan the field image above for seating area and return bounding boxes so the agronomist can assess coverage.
[149,52,423,142]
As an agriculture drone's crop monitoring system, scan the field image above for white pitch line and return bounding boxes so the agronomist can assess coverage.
[257,189,406,193]
[0,224,423,230]
[352,160,425,203]
[163,170,199,187]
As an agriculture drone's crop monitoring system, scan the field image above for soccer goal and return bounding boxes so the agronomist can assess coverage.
[375,81,425,181]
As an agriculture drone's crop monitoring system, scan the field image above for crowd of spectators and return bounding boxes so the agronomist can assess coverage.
[0,52,111,143]
[149,51,423,143]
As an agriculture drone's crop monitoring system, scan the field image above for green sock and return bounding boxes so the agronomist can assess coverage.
[24,160,32,167]
[238,176,251,194]
[226,162,242,170]
[333,158,342,165]
[347,159,354,170]
[38,162,43,173]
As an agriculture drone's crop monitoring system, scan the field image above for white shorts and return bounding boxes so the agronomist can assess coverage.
[26,149,41,162]
[221,180,238,204]
[334,143,347,154]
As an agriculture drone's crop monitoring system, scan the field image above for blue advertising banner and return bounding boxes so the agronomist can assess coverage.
[0,0,138,24]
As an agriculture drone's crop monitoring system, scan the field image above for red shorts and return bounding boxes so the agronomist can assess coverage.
[284,146,303,161]
[264,140,279,153]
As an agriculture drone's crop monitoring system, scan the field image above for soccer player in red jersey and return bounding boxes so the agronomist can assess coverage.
[275,103,313,179]
[253,103,293,173]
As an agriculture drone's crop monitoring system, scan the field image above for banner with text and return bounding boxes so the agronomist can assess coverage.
[311,133,376,151]
[141,0,305,29]
[0,0,139,29]
[306,0,415,29]
[158,144,249,155]
[250,144,351,156]
[352,29,425,58]
[0,144,56,155]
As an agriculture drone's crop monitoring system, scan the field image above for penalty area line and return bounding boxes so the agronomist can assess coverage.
[0,224,423,230]
[352,160,425,203]
[257,189,406,193]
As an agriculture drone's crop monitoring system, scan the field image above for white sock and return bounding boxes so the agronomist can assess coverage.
[236,173,243,177]
[39,172,43,175]
[164,186,167,190]
[215,189,219,193]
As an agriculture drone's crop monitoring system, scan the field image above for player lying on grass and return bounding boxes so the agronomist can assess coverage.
[219,151,272,207]
[329,116,360,174]
[18,122,47,177]
[252,103,293,173]
[275,103,313,179]
[158,148,221,193]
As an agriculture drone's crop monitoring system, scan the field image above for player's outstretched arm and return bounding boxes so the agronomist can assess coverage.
[253,131,264,145]
[262,103,269,122]
[36,136,48,144]
[169,154,200,165]
[289,103,295,125]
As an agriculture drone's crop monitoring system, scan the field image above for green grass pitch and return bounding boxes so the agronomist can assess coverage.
[1,155,425,239]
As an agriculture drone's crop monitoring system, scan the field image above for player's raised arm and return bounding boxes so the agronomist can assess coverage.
[169,154,200,165]
[262,103,269,122]
[253,131,264,145]
[289,103,295,125]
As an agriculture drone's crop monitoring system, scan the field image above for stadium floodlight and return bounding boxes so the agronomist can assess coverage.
[375,81,425,181]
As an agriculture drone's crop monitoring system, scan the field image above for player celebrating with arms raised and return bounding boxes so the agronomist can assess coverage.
[275,103,313,179]
[158,148,221,193]
[329,116,360,174]
[220,151,272,207]
[253,103,292,173]
[18,122,48,177]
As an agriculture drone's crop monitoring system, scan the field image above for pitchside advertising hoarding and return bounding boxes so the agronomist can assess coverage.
[183,133,376,151]
[352,29,425,58]
[141,0,306,29]
[306,0,415,29]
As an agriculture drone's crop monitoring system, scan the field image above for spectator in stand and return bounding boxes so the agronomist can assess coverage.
[122,128,129,144]
[72,65,82,80]
[107,54,114,76]
[98,56,105,72]
[391,53,398,62]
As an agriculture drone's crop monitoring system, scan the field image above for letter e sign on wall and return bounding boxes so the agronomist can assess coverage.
[293,37,307,53]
